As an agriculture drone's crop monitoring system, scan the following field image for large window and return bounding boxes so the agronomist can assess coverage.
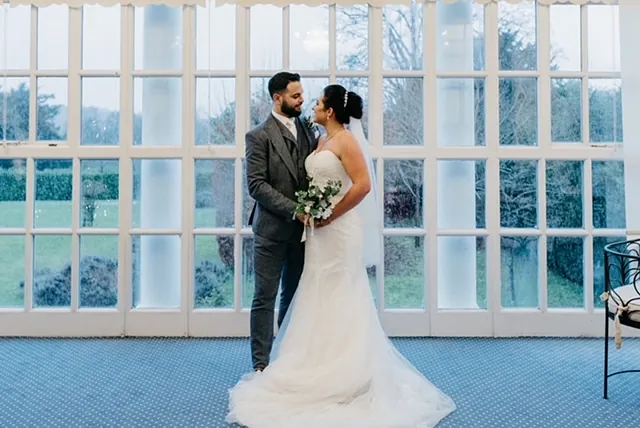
[0,1,626,336]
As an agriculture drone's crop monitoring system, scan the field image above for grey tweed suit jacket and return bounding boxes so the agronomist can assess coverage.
[246,114,318,242]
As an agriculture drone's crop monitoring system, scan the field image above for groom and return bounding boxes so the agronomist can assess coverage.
[245,72,318,371]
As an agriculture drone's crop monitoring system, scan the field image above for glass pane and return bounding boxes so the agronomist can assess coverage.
[550,5,581,71]
[37,78,68,142]
[551,78,582,143]
[437,160,485,229]
[249,78,272,128]
[79,235,119,308]
[0,159,27,228]
[501,236,538,308]
[383,78,423,146]
[33,235,72,308]
[592,161,625,229]
[436,2,485,71]
[133,78,182,146]
[438,236,486,310]
[384,159,423,228]
[0,236,25,308]
[250,6,282,70]
[132,235,181,308]
[196,4,235,70]
[546,161,583,229]
[134,7,183,70]
[337,78,369,138]
[81,160,119,228]
[383,4,423,70]
[132,159,182,229]
[499,78,537,146]
[34,159,73,229]
[500,160,538,228]
[547,237,584,309]
[499,1,536,71]
[1,78,30,141]
[195,160,235,229]
[437,78,485,147]
[1,5,30,69]
[242,236,255,309]
[301,78,329,119]
[588,5,619,72]
[82,78,120,146]
[384,236,424,309]
[37,6,69,70]
[195,235,234,309]
[195,78,236,146]
[290,6,329,71]
[336,5,368,71]
[82,6,120,69]
[594,236,621,308]
[589,79,622,144]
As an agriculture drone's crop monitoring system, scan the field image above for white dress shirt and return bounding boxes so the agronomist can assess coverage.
[271,110,297,139]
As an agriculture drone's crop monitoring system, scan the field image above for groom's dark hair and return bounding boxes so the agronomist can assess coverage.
[268,72,301,99]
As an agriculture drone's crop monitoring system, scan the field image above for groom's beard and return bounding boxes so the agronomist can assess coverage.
[281,103,302,118]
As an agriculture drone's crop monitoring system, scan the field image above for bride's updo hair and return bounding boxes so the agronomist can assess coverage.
[322,84,363,125]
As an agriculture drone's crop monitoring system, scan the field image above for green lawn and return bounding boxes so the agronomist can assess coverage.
[0,201,585,310]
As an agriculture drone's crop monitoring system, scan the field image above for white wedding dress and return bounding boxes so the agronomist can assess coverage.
[226,150,456,428]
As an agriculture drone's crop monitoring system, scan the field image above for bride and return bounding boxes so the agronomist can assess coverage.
[226,84,456,428]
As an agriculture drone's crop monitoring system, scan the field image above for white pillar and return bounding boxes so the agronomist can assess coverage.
[436,0,478,309]
[139,6,182,308]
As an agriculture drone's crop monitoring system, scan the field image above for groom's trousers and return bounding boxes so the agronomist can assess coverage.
[250,233,305,370]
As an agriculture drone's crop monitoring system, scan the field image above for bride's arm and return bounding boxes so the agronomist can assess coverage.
[321,135,371,225]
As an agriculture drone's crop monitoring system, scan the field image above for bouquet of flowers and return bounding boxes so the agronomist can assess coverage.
[293,177,342,241]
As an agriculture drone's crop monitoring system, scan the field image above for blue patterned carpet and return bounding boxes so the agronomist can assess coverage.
[1,337,639,427]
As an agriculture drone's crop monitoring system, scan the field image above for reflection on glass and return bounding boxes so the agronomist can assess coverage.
[1,78,30,141]
[79,235,119,308]
[290,6,329,71]
[436,2,485,71]
[37,78,68,142]
[195,160,235,229]
[336,6,368,71]
[589,79,622,144]
[592,161,625,229]
[547,237,584,309]
[551,79,582,143]
[81,160,119,228]
[133,78,182,146]
[33,235,72,308]
[83,6,121,69]
[34,159,73,229]
[587,5,619,72]
[195,78,236,146]
[82,78,120,146]
[134,7,183,70]
[0,236,25,308]
[132,159,182,229]
[437,160,485,229]
[499,78,537,146]
[501,236,538,308]
[436,78,485,147]
[196,4,236,70]
[500,160,538,229]
[384,236,424,309]
[38,6,69,70]
[250,6,282,70]
[384,160,423,228]
[383,78,423,146]
[132,235,181,308]
[438,236,487,310]
[0,159,27,228]
[546,161,583,229]
[195,235,234,308]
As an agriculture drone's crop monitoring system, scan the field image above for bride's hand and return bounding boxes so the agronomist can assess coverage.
[297,214,310,226]
[316,217,332,228]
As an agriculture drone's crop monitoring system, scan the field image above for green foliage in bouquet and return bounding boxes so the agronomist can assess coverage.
[294,178,342,220]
